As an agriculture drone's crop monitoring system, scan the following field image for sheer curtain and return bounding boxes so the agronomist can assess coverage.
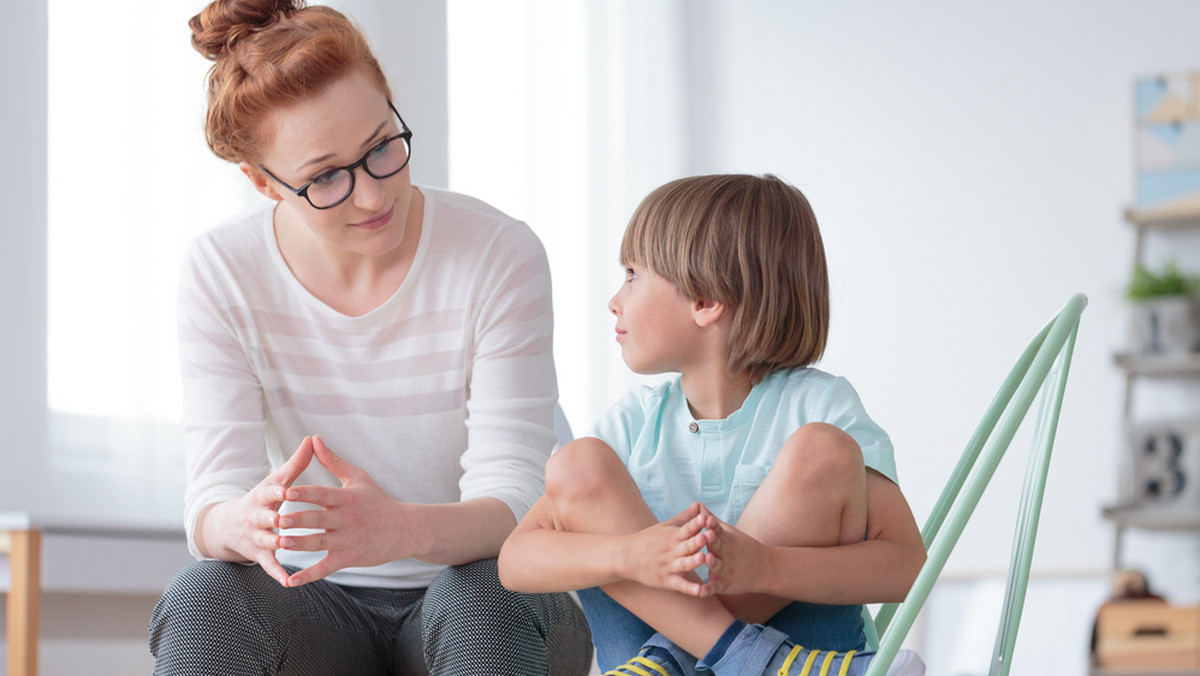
[42,0,258,523]
[446,0,690,432]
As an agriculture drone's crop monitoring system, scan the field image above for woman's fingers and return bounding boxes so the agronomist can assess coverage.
[273,436,315,487]
[286,556,342,587]
[255,552,293,587]
[277,507,330,531]
[283,485,343,507]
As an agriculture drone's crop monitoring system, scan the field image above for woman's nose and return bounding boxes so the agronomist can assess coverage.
[608,294,620,316]
[351,167,387,210]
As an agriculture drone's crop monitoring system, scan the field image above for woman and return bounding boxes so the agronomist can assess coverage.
[148,1,592,674]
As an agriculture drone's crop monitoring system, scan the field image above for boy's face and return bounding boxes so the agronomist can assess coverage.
[608,264,699,374]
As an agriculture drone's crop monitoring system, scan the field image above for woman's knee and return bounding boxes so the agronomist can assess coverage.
[150,560,285,635]
[423,559,543,647]
[149,560,284,659]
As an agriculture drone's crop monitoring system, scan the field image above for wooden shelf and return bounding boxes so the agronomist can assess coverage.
[1126,204,1200,230]
[1103,504,1200,531]
[1092,668,1200,676]
[1114,352,1200,377]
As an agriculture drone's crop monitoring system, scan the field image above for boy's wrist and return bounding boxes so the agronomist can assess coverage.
[610,532,632,581]
[761,544,785,597]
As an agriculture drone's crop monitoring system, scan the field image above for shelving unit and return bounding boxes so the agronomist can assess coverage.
[1106,206,1200,568]
[1094,207,1200,676]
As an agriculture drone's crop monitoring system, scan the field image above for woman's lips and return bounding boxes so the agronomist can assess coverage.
[352,205,394,230]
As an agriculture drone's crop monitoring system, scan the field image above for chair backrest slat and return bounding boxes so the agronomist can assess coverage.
[862,293,1086,676]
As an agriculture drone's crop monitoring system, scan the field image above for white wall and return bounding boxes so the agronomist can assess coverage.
[679,0,1200,670]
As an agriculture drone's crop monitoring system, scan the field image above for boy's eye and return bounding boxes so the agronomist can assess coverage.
[624,267,637,282]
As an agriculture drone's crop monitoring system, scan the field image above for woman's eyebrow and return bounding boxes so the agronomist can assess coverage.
[296,119,391,172]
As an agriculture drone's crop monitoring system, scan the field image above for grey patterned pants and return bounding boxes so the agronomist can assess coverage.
[148,559,593,675]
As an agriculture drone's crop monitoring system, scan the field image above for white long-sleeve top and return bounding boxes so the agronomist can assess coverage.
[177,186,558,588]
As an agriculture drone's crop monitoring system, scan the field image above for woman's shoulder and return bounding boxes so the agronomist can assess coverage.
[187,202,274,264]
[421,187,543,253]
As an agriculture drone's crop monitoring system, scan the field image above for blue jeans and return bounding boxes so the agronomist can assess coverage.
[577,587,865,673]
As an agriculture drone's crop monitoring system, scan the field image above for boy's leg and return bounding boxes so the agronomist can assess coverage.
[720,422,868,623]
[545,438,735,661]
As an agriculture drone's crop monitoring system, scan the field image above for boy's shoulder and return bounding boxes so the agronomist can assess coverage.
[765,366,843,393]
[613,376,680,412]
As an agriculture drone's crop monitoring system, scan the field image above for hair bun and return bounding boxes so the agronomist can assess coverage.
[189,0,303,61]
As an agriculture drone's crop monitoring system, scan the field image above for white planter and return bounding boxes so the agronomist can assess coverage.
[1130,296,1200,354]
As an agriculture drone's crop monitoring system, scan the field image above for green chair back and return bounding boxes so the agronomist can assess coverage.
[863,292,1087,676]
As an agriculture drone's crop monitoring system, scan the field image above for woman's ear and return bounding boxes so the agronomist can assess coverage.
[239,161,284,202]
[692,297,727,328]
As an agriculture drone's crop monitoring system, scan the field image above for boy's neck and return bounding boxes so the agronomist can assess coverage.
[680,368,755,421]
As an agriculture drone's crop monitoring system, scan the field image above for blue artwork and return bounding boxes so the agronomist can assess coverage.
[1136,72,1200,215]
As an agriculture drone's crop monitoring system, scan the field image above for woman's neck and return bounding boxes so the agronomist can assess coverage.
[274,188,424,316]
[679,366,754,421]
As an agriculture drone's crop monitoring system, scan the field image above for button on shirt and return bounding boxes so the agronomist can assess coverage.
[588,368,897,526]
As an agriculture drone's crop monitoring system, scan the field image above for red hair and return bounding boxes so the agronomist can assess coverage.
[189,0,391,163]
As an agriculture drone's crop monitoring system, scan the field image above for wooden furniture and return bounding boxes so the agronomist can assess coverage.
[0,512,190,676]
[1106,207,1200,567]
[1095,207,1200,676]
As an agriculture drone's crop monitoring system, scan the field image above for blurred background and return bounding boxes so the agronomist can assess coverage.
[3,1,1200,673]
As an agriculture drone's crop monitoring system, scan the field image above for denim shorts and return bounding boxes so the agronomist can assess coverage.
[576,587,865,673]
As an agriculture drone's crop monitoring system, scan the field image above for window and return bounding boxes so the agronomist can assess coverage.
[46,0,256,508]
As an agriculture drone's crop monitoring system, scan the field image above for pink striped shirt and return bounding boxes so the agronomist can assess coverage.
[177,187,557,588]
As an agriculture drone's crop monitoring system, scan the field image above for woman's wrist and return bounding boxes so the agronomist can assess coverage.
[194,501,238,562]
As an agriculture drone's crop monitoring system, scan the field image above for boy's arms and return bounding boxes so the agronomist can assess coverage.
[697,470,926,605]
[498,497,710,595]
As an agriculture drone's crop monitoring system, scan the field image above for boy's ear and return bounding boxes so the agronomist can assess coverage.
[692,297,727,328]
[239,161,284,202]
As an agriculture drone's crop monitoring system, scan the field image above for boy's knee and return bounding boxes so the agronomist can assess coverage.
[777,423,865,486]
[545,437,622,502]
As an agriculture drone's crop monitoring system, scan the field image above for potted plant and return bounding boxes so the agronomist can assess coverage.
[1127,259,1200,354]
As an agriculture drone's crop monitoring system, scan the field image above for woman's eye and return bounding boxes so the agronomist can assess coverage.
[311,169,340,186]
[625,267,637,282]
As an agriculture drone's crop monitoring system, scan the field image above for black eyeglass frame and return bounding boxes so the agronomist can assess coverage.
[260,101,413,210]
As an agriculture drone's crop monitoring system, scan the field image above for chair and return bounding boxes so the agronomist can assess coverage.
[861,292,1087,676]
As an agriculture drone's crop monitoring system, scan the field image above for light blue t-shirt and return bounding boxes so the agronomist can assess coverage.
[588,367,897,525]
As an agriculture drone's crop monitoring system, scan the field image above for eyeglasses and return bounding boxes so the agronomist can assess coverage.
[261,102,413,210]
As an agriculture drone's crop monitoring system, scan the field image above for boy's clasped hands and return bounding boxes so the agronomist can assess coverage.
[637,501,773,600]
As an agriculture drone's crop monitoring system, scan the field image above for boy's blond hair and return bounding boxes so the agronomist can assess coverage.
[620,174,829,383]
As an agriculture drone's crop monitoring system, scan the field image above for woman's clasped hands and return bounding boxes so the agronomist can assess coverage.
[201,435,417,589]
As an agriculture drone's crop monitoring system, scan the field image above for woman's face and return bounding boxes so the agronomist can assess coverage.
[246,69,415,261]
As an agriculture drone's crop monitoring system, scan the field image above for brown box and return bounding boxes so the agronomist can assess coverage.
[1095,600,1200,669]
